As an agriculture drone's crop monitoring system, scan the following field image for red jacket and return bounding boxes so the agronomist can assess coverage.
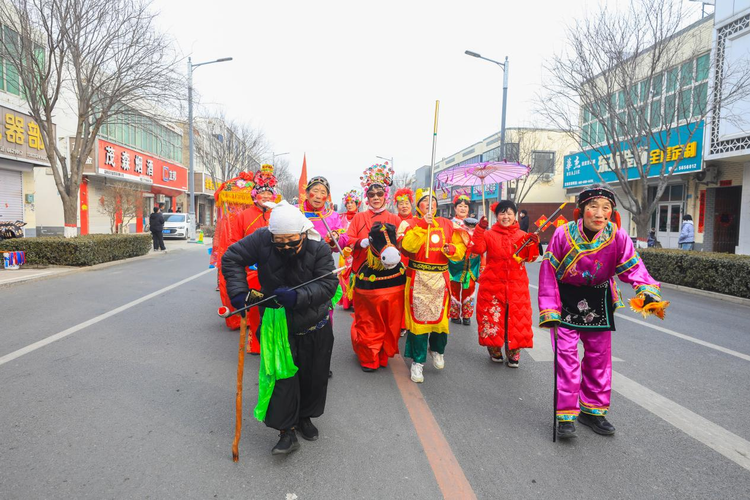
[472,222,538,349]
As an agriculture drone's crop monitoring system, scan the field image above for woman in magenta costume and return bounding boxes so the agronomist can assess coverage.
[301,176,349,253]
[538,185,669,439]
[338,189,362,310]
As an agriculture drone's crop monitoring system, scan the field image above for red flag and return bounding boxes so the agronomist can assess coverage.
[298,153,308,205]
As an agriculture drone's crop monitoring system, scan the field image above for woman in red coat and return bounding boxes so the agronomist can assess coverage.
[472,200,539,367]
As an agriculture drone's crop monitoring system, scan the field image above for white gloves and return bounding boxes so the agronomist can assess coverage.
[360,238,370,249]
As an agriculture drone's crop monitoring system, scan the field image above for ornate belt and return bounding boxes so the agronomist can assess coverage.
[408,260,448,272]
[296,317,329,336]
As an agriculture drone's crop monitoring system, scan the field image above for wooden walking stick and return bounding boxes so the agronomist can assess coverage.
[553,324,559,443]
[232,314,249,462]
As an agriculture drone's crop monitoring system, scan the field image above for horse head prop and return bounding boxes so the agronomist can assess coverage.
[366,222,401,270]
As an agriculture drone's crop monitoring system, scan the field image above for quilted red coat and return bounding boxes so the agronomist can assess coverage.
[472,221,538,350]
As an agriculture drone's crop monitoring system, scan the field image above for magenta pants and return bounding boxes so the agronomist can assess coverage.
[551,326,612,421]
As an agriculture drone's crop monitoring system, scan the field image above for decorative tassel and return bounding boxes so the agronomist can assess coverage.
[629,294,670,320]
[366,248,386,271]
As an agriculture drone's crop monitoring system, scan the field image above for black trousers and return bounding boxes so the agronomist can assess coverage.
[151,231,165,250]
[264,323,334,431]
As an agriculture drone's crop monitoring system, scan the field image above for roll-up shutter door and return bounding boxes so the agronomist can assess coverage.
[0,169,23,222]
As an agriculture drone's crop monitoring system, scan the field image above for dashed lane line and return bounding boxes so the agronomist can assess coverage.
[0,269,213,368]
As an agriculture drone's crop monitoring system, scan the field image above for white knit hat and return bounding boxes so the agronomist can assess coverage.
[266,200,321,241]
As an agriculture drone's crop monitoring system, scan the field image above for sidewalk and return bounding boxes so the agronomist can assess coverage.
[0,237,212,287]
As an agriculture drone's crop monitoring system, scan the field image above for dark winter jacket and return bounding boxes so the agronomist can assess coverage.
[149,212,165,232]
[222,228,337,334]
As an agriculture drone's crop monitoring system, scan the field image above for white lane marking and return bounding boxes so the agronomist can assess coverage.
[528,284,750,362]
[526,327,624,362]
[0,269,213,367]
[614,372,750,472]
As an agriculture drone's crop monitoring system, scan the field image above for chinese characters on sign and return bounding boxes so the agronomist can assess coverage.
[0,106,52,165]
[97,139,187,190]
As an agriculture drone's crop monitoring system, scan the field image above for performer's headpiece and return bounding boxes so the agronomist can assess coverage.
[360,163,395,197]
[251,164,280,200]
[415,188,438,206]
[453,194,471,207]
[394,187,414,205]
[575,184,620,228]
[266,200,321,241]
[342,189,362,207]
[305,176,330,194]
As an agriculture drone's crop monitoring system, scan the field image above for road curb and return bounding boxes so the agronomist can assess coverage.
[0,242,210,288]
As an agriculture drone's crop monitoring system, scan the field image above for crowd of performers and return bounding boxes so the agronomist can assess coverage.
[217,163,670,454]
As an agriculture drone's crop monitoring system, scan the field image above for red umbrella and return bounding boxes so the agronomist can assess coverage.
[436,160,530,215]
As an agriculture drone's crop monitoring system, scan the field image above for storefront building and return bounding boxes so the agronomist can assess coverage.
[0,104,54,237]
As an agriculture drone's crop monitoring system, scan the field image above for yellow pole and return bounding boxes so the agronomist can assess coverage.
[427,100,440,258]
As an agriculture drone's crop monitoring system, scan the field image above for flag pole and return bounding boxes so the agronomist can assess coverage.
[427,100,440,258]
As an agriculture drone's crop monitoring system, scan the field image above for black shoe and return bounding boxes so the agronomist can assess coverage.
[557,421,577,439]
[577,412,616,435]
[462,318,471,326]
[297,417,319,441]
[361,366,376,372]
[450,318,462,324]
[271,429,300,455]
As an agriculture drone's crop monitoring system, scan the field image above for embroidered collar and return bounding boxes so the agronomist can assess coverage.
[554,220,616,280]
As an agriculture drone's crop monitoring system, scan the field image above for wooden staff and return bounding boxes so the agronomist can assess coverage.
[426,100,440,258]
[232,314,248,462]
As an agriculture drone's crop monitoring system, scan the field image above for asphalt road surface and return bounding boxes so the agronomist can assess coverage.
[1,246,749,499]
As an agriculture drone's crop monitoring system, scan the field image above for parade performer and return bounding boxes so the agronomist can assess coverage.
[349,222,405,371]
[338,189,362,310]
[398,188,467,383]
[222,200,338,455]
[538,185,669,439]
[300,176,349,254]
[344,163,404,371]
[472,200,539,366]
[448,194,482,326]
[228,164,281,353]
[211,172,256,330]
[393,187,415,335]
[345,163,400,274]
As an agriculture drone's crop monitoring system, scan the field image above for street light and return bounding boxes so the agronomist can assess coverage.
[272,152,290,164]
[465,49,508,201]
[375,155,394,172]
[188,55,233,242]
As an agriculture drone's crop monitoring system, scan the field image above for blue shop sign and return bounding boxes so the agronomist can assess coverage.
[563,121,704,189]
[471,183,498,201]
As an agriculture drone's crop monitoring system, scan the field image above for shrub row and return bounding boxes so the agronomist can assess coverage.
[0,234,152,267]
[639,248,750,299]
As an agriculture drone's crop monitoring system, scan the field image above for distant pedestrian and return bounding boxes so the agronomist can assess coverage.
[149,206,166,251]
[518,209,530,232]
[678,215,694,250]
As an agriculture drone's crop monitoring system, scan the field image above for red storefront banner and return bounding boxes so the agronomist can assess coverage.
[698,190,706,233]
[96,139,187,191]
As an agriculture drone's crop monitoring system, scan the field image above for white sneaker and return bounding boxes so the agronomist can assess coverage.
[431,352,445,370]
[410,362,424,383]
[400,329,407,337]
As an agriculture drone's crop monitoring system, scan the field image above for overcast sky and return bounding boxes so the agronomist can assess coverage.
[153,0,704,204]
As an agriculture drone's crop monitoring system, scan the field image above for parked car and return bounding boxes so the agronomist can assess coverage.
[161,213,193,240]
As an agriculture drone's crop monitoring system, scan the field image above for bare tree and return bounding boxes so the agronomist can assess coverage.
[270,157,299,202]
[0,0,181,237]
[503,128,552,205]
[538,0,750,244]
[194,113,268,189]
[97,181,140,234]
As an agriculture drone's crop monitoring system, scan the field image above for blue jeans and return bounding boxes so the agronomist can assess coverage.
[680,243,694,250]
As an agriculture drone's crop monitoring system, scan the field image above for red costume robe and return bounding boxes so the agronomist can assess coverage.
[227,205,271,353]
[471,221,538,351]
[345,209,404,369]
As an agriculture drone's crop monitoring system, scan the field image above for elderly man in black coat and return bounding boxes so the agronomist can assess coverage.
[222,200,337,455]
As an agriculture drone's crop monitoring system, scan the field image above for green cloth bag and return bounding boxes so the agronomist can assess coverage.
[255,308,298,422]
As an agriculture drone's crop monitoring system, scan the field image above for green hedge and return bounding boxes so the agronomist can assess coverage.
[639,248,750,299]
[1,234,152,267]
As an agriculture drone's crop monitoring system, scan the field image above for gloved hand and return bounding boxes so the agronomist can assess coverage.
[360,238,370,249]
[230,294,246,312]
[443,243,456,256]
[524,233,540,245]
[478,216,489,229]
[273,287,298,308]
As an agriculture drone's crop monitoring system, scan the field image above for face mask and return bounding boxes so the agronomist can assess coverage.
[273,237,304,257]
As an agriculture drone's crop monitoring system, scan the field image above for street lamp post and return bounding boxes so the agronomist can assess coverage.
[272,152,290,165]
[375,155,394,172]
[465,50,508,202]
[188,55,232,242]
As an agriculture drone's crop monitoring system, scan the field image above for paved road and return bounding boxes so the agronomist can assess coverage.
[1,247,749,499]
